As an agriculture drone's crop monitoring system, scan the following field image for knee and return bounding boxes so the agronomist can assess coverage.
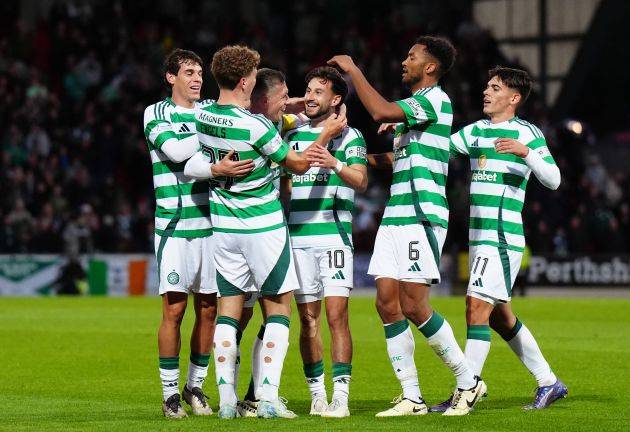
[375,296,400,322]
[163,303,186,325]
[299,309,319,337]
[326,308,349,332]
[400,298,431,324]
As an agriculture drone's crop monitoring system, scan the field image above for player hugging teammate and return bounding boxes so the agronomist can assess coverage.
[145,39,566,420]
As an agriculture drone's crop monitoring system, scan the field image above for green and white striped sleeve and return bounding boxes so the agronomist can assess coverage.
[345,129,367,166]
[251,115,289,163]
[143,104,176,150]
[395,93,438,127]
[525,126,556,165]
[450,125,471,156]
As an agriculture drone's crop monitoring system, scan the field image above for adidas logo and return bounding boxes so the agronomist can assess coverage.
[178,123,191,133]
[332,270,345,280]
[470,138,479,147]
[408,262,421,272]
[472,278,484,287]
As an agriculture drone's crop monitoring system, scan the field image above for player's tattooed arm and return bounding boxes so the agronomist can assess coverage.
[328,55,405,123]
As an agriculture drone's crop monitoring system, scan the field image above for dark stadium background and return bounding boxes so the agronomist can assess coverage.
[1,0,629,294]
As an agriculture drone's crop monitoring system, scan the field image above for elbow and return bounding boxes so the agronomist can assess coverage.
[294,159,310,175]
[183,162,194,178]
[550,168,561,190]
[357,178,368,193]
[550,174,561,191]
[170,153,189,164]
[372,111,388,123]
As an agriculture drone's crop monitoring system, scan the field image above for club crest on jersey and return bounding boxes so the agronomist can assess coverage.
[167,271,180,285]
[478,154,487,169]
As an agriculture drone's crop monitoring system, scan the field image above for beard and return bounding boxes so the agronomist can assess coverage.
[305,104,330,120]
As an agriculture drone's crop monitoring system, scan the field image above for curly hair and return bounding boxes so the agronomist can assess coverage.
[211,45,261,89]
[415,35,457,78]
[305,66,348,104]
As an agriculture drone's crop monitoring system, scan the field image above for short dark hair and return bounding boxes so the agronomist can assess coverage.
[211,45,261,89]
[415,36,457,77]
[252,68,286,102]
[164,49,202,86]
[488,66,532,103]
[305,66,348,104]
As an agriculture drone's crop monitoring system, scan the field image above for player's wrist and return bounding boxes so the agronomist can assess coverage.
[333,159,344,173]
[209,163,218,178]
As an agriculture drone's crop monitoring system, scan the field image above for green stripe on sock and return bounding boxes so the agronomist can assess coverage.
[418,312,445,338]
[467,325,491,342]
[217,315,240,329]
[384,319,409,339]
[332,362,352,378]
[257,324,266,340]
[501,318,523,341]
[267,314,290,328]
[303,360,324,378]
[159,356,179,370]
[189,353,210,367]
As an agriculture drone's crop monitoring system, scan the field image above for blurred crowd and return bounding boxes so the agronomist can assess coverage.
[1,0,628,256]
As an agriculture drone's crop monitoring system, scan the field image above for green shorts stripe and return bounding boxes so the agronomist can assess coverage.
[260,229,291,296]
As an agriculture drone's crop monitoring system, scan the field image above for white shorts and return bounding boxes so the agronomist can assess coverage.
[214,226,299,297]
[466,244,522,304]
[154,234,217,295]
[293,246,353,304]
[368,223,447,284]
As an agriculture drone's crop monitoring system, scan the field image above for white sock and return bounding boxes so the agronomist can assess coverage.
[252,325,265,400]
[464,325,492,376]
[259,316,291,402]
[332,363,351,404]
[186,353,210,390]
[505,320,557,387]
[303,360,327,399]
[419,312,477,389]
[214,318,239,406]
[384,320,422,402]
[159,357,179,401]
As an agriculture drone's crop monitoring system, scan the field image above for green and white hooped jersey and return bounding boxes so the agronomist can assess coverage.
[382,85,453,228]
[195,103,290,233]
[143,98,214,238]
[271,114,306,190]
[450,117,557,252]
[285,124,367,248]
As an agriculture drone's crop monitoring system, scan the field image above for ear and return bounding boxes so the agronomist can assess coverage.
[510,92,522,106]
[166,72,176,86]
[425,62,438,75]
[331,94,342,108]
